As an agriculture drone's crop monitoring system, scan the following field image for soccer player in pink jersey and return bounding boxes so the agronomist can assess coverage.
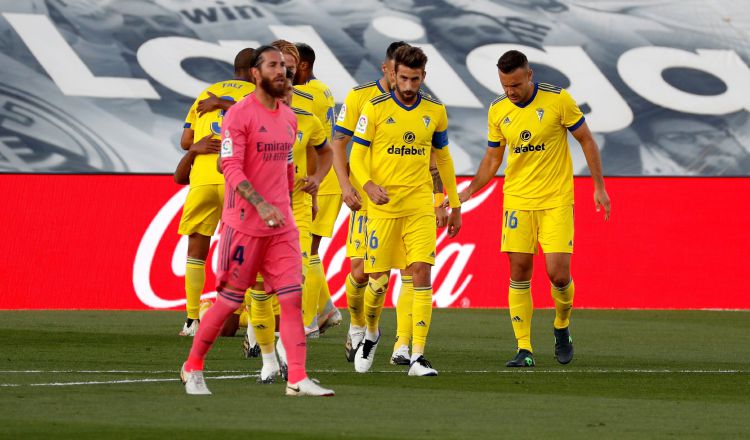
[180,46,334,397]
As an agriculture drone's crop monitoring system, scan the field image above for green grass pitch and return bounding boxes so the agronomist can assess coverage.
[1,309,749,439]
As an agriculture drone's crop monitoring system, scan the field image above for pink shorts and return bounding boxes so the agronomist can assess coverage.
[216,225,303,300]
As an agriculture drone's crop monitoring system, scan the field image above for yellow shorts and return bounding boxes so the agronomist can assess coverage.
[311,194,342,237]
[501,205,574,254]
[178,184,224,236]
[365,213,436,273]
[346,209,368,259]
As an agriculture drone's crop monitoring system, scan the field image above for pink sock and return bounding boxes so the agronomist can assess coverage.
[185,293,241,371]
[277,287,307,384]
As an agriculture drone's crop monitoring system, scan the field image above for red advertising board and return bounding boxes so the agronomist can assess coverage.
[1,175,748,310]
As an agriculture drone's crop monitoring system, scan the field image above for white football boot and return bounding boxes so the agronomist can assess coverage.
[178,319,199,337]
[390,345,411,366]
[285,378,334,397]
[180,363,211,395]
[354,331,380,373]
[408,355,438,377]
[345,325,365,362]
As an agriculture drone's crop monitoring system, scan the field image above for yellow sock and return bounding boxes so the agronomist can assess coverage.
[395,276,414,350]
[317,264,334,316]
[303,256,323,328]
[509,279,533,352]
[411,285,433,355]
[364,274,389,333]
[239,290,252,328]
[250,290,275,352]
[185,258,205,320]
[346,273,367,327]
[551,279,575,329]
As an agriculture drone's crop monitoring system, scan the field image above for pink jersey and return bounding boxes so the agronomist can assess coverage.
[220,94,297,237]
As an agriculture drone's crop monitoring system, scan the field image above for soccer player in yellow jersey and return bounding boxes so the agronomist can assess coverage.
[293,42,342,336]
[349,46,462,376]
[249,78,334,383]
[332,41,446,366]
[460,50,611,367]
[177,48,255,336]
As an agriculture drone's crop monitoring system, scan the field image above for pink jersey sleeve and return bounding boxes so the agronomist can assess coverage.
[220,106,249,191]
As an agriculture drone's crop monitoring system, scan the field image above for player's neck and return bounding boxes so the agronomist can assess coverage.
[297,70,312,84]
[254,90,278,110]
[377,77,389,93]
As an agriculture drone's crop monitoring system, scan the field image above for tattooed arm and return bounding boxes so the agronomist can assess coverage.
[430,150,448,228]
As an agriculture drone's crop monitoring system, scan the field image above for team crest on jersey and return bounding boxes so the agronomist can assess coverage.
[370,255,376,266]
[536,108,545,122]
[386,117,396,124]
[337,104,347,123]
[297,131,304,142]
[422,116,431,128]
[503,116,511,125]
[354,239,362,250]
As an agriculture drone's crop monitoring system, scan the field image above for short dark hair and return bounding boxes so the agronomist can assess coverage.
[295,43,315,65]
[393,45,427,71]
[385,41,409,61]
[250,45,281,69]
[233,48,255,72]
[497,50,528,74]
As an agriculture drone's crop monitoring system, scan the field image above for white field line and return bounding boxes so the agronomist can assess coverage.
[0,369,747,388]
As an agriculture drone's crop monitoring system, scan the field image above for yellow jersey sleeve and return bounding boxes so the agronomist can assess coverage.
[184,101,197,129]
[352,101,376,147]
[432,104,449,149]
[334,88,361,136]
[560,89,585,131]
[487,97,506,148]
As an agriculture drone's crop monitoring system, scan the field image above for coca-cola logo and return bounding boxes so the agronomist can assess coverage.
[133,181,498,309]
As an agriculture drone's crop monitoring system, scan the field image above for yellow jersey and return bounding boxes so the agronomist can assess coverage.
[353,91,449,219]
[487,82,584,210]
[294,80,339,195]
[291,107,328,222]
[184,79,254,187]
[334,80,389,212]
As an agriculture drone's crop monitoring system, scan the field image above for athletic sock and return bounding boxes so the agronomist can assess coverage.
[345,273,367,327]
[277,286,307,384]
[185,258,205,320]
[250,289,275,349]
[303,256,323,329]
[508,279,533,352]
[551,278,575,329]
[411,285,433,356]
[364,274,389,334]
[395,275,414,351]
[185,291,242,371]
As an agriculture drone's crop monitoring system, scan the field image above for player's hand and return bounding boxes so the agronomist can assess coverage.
[447,207,462,238]
[435,206,448,228]
[191,134,221,155]
[311,195,319,220]
[363,181,389,205]
[197,92,222,116]
[342,184,362,211]
[458,189,472,204]
[300,176,321,196]
[594,187,611,221]
[257,201,286,228]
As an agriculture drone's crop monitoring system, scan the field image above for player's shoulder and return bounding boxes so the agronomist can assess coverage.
[292,107,314,117]
[537,82,564,95]
[419,92,444,110]
[489,93,508,108]
[293,86,314,101]
[368,92,392,106]
[353,81,379,92]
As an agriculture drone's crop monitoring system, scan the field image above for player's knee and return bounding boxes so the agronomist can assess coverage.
[549,273,571,288]
[409,263,431,286]
[350,260,368,284]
